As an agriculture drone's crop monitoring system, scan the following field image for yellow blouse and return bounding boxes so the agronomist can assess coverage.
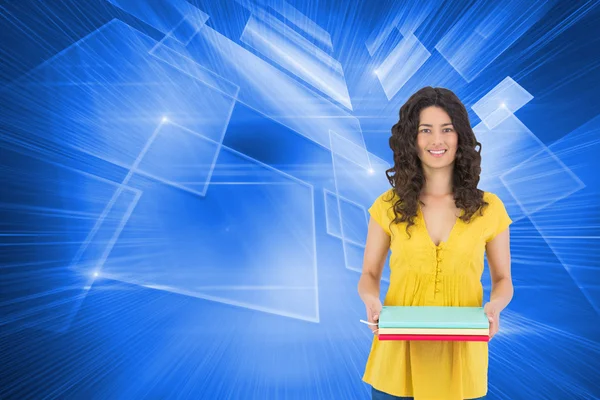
[362,189,513,400]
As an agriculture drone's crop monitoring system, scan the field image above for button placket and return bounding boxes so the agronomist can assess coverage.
[434,247,442,295]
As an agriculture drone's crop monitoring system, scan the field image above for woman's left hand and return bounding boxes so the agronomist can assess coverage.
[483,301,501,340]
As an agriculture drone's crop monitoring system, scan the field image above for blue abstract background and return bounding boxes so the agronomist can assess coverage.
[1,0,599,398]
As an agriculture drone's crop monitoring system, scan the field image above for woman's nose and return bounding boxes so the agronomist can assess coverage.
[431,130,445,143]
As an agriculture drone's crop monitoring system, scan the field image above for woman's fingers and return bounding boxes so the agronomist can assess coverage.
[365,309,376,333]
[369,312,378,333]
[484,301,502,340]
[488,316,500,340]
[364,297,382,334]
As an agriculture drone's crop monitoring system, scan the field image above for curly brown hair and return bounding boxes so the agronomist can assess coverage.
[385,86,489,237]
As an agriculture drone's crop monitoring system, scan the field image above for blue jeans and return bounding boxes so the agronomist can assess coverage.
[372,386,486,400]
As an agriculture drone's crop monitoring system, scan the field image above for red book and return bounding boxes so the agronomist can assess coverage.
[378,334,489,342]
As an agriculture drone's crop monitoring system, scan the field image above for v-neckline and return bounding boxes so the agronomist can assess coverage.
[417,203,461,248]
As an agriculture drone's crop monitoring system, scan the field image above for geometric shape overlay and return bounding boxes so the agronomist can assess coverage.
[435,0,553,82]
[136,121,232,198]
[107,0,209,40]
[344,240,368,275]
[6,20,236,176]
[339,198,368,247]
[75,144,319,322]
[475,114,554,222]
[472,76,534,130]
[329,129,371,171]
[234,0,333,51]
[365,0,437,56]
[149,38,241,100]
[330,147,391,217]
[324,189,342,239]
[522,113,600,314]
[500,144,584,216]
[375,32,430,101]
[240,12,352,110]
[330,145,392,282]
[175,23,368,154]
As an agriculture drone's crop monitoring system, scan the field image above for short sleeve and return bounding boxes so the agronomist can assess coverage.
[484,193,513,243]
[368,190,394,236]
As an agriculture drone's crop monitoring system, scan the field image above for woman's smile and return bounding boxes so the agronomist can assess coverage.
[428,149,447,157]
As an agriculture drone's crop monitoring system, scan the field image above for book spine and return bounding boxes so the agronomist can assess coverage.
[379,322,489,329]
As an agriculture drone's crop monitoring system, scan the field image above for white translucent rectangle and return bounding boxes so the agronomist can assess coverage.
[329,130,371,170]
[500,146,584,216]
[180,24,368,159]
[375,33,431,100]
[435,0,551,82]
[107,0,208,38]
[91,144,320,323]
[472,77,534,129]
[241,13,351,110]
[234,0,333,51]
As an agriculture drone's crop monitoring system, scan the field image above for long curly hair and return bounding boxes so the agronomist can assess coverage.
[385,86,488,238]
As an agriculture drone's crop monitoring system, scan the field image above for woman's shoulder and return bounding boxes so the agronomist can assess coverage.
[482,191,504,206]
[482,191,496,203]
[480,191,510,218]
[479,190,513,239]
[375,188,400,205]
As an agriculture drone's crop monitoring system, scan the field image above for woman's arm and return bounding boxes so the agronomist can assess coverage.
[485,228,514,311]
[484,227,514,339]
[358,218,391,333]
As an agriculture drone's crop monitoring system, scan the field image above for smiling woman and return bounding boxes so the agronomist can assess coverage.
[358,86,514,400]
[417,107,458,167]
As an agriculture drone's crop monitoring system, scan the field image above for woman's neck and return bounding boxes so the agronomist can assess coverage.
[421,166,453,197]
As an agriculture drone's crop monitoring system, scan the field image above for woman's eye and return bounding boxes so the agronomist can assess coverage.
[420,129,453,133]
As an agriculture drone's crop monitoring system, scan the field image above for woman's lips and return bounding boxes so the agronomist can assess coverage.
[428,149,447,158]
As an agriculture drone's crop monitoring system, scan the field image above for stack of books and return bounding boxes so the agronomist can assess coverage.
[376,306,490,342]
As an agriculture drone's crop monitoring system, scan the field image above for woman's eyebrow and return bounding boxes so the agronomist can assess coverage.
[418,123,454,127]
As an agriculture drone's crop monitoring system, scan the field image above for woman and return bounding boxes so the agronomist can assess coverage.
[358,87,513,400]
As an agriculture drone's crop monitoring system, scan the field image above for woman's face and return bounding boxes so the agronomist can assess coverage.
[416,106,458,170]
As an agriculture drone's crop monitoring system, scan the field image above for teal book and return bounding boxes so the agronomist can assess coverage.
[378,306,489,329]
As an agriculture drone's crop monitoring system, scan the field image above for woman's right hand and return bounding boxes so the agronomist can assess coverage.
[364,296,383,335]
